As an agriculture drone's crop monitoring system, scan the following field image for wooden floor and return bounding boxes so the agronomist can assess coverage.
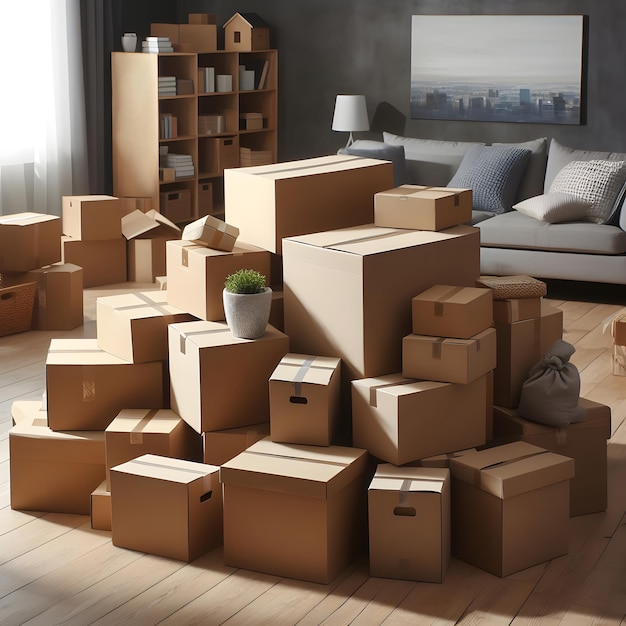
[1,281,625,625]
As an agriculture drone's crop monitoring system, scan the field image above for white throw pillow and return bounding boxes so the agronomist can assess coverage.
[513,192,591,223]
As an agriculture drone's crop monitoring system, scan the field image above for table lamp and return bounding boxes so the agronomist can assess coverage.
[332,95,369,148]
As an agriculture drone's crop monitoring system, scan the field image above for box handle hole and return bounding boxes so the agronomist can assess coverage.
[289,396,307,405]
[393,506,416,517]
[200,491,212,503]
[1,292,14,301]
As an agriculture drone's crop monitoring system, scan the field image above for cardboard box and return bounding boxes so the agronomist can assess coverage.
[61,236,127,287]
[9,402,105,514]
[166,239,270,321]
[220,438,371,584]
[493,297,543,323]
[179,23,217,52]
[159,190,193,224]
[611,313,626,346]
[269,353,342,446]
[240,112,263,130]
[121,209,181,241]
[418,449,477,468]
[240,147,273,167]
[269,289,284,332]
[182,215,239,252]
[449,441,574,577]
[96,290,194,363]
[91,481,112,531]
[225,155,394,255]
[111,454,222,562]
[202,422,270,466]
[198,182,214,216]
[46,338,165,431]
[127,238,172,283]
[0,212,62,272]
[118,196,152,217]
[368,464,450,583]
[0,280,36,337]
[199,136,239,175]
[160,168,176,183]
[402,328,496,384]
[351,373,487,465]
[198,116,224,135]
[374,185,472,231]
[62,195,122,241]
[492,398,611,516]
[188,13,216,25]
[169,320,289,433]
[150,23,180,43]
[411,284,493,339]
[27,263,83,331]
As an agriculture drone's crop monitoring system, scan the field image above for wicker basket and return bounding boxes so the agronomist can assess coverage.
[0,281,36,337]
[476,275,547,300]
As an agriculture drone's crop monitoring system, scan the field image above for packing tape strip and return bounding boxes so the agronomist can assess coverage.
[431,338,444,360]
[130,457,213,476]
[291,356,316,397]
[433,285,465,317]
[471,450,547,489]
[129,408,160,444]
[178,326,230,354]
[113,291,173,317]
[368,378,414,408]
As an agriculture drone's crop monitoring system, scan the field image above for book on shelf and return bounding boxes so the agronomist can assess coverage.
[143,47,174,53]
[146,37,171,42]
[158,76,177,84]
[258,60,270,89]
[159,114,178,139]
[197,66,215,93]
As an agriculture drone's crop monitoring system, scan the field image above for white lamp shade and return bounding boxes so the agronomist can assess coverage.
[332,95,370,132]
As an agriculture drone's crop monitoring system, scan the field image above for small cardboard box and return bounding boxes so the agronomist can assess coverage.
[202,422,270,466]
[111,454,222,562]
[269,289,284,332]
[169,320,289,433]
[62,195,122,241]
[150,23,180,43]
[90,481,112,531]
[46,338,165,431]
[411,284,493,339]
[9,402,105,514]
[188,13,216,25]
[351,373,487,465]
[493,297,543,323]
[449,441,574,577]
[220,438,371,584]
[368,464,450,583]
[269,353,342,446]
[492,398,611,516]
[96,290,194,363]
[182,215,239,252]
[159,190,193,224]
[402,328,496,384]
[239,112,263,130]
[121,209,181,241]
[374,185,472,231]
[199,136,239,175]
[127,238,171,283]
[61,236,127,288]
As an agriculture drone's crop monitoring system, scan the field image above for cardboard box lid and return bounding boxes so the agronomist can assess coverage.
[414,284,492,308]
[122,209,181,240]
[270,353,340,387]
[369,463,449,494]
[355,373,449,406]
[220,438,369,499]
[97,290,187,321]
[449,441,575,499]
[376,185,471,202]
[64,194,119,204]
[111,453,218,484]
[11,400,46,425]
[46,337,132,366]
[106,408,184,436]
[30,262,83,276]
[0,212,60,227]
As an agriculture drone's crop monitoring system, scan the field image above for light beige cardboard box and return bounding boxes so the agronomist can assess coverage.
[224,154,394,254]
[90,481,112,531]
[492,398,611,517]
[127,238,171,283]
[368,464,450,583]
[169,320,289,433]
[45,338,165,431]
[220,438,371,584]
[493,297,542,323]
[111,454,222,562]
[269,353,341,446]
[0,212,62,272]
[449,441,574,577]
[62,195,122,241]
[121,209,181,241]
[9,401,105,515]
[105,408,201,490]
[351,372,487,465]
[411,284,493,339]
[402,327,496,384]
[374,185,472,231]
[181,214,239,252]
[61,236,127,287]
[202,422,270,466]
[166,239,270,321]
[96,290,194,363]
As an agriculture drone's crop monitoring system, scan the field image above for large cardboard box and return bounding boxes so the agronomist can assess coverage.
[169,320,289,433]
[96,290,194,363]
[181,215,239,252]
[111,454,222,562]
[220,438,371,584]
[368,464,450,583]
[46,338,165,431]
[61,236,127,287]
[202,422,270,466]
[224,155,394,254]
[449,442,574,577]
[492,398,611,516]
[62,195,122,241]
[166,239,270,321]
[402,328,496,384]
[374,185,472,231]
[493,297,542,323]
[351,373,487,465]
[269,353,342,446]
[91,481,112,531]
[9,401,105,514]
[0,212,62,272]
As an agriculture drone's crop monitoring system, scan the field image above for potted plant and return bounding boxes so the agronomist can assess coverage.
[223,268,272,339]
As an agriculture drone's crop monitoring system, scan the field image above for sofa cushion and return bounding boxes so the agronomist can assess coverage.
[513,192,591,224]
[338,140,408,187]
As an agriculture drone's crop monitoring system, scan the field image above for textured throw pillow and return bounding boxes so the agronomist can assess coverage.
[513,192,591,224]
[338,140,408,187]
[447,145,531,213]
[548,159,626,224]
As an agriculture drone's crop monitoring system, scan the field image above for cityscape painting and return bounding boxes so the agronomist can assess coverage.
[410,15,586,125]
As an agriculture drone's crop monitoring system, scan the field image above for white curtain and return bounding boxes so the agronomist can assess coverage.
[0,1,88,216]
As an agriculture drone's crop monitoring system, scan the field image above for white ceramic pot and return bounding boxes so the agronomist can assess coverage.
[121,33,137,52]
[223,287,272,339]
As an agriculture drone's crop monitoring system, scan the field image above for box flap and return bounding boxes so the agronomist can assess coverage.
[369,463,448,494]
[97,290,187,320]
[122,209,181,240]
[111,453,218,484]
[270,353,340,387]
[106,408,183,436]
[0,212,60,226]
[46,338,132,366]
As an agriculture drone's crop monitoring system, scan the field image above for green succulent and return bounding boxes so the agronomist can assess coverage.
[224,268,267,294]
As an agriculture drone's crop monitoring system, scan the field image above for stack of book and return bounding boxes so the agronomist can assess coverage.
[240,147,272,167]
[158,76,177,96]
[197,66,215,93]
[142,37,174,53]
[159,114,178,139]
[165,154,195,179]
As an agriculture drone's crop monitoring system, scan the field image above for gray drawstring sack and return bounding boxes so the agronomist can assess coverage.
[518,339,586,427]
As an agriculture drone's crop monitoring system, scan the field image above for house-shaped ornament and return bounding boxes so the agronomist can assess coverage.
[223,12,270,51]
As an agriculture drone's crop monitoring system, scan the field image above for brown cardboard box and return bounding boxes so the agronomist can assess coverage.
[418,449,477,468]
[188,13,216,25]
[449,442,574,577]
[411,284,493,339]
[181,215,239,252]
[118,196,152,217]
[179,23,217,52]
[492,398,611,516]
[220,438,371,584]
[166,239,270,321]
[111,454,222,562]
[269,289,284,332]
[240,112,263,130]
[62,195,122,241]
[9,401,105,514]
[351,373,487,465]
[96,290,194,363]
[402,328,496,384]
[150,23,180,43]
[611,313,626,346]
[159,190,193,224]
[374,185,472,231]
[224,155,394,254]
[127,238,171,283]
[202,422,270,466]
[198,182,214,216]
[0,212,62,272]
[493,297,543,323]
[46,338,165,431]
[368,464,450,583]
[199,136,239,176]
[269,353,341,446]
[61,236,127,287]
[121,209,181,241]
[90,481,112,531]
[169,320,289,433]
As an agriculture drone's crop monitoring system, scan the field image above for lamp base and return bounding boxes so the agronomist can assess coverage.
[344,132,355,149]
